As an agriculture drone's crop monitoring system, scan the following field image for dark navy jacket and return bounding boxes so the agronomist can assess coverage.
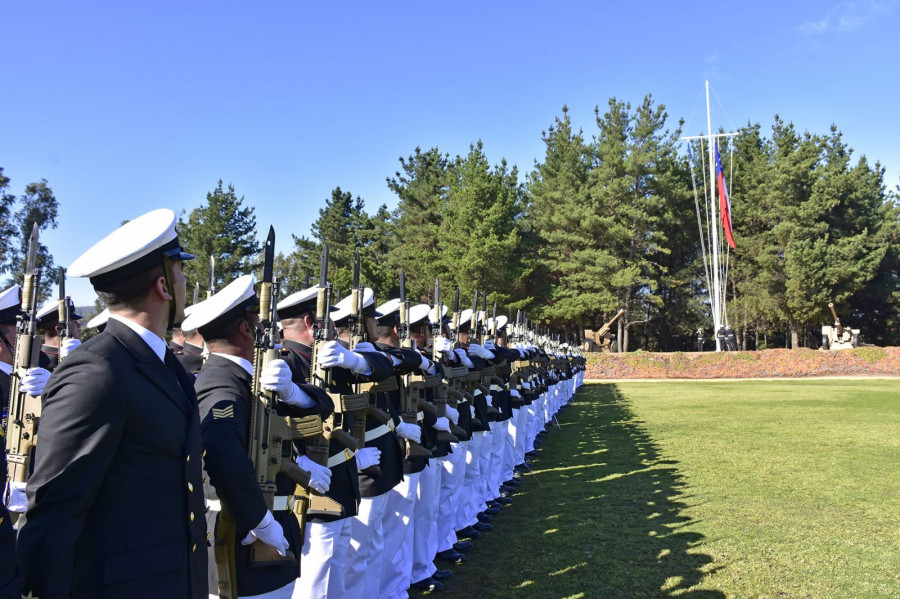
[17,318,208,599]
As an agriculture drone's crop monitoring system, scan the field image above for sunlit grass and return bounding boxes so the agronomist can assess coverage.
[425,380,900,598]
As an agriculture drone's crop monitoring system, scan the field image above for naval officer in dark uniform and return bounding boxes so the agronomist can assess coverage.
[185,275,331,599]
[16,208,208,599]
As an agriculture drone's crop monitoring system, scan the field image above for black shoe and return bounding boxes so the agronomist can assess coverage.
[526,450,540,458]
[494,496,513,505]
[473,521,493,533]
[504,479,521,487]
[432,569,453,580]
[483,506,501,515]
[457,526,481,539]
[437,549,467,564]
[453,540,473,553]
[411,577,444,591]
[476,512,494,523]
[486,500,502,509]
[499,486,515,495]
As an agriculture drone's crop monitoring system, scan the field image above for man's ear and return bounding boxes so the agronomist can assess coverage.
[304,313,314,329]
[156,275,172,302]
[241,318,256,341]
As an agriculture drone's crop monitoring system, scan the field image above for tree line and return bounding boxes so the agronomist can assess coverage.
[3,94,898,350]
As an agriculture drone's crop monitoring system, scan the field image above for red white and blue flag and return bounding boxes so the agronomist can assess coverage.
[715,141,736,249]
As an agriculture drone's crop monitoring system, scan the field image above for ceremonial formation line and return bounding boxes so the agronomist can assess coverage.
[1,209,585,599]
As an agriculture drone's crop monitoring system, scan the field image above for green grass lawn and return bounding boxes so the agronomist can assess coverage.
[430,380,900,599]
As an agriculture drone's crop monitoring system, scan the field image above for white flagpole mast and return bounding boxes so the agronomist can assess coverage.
[706,80,723,351]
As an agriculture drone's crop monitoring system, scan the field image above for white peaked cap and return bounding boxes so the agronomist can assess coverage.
[409,303,432,327]
[181,275,257,332]
[331,288,380,322]
[68,209,194,286]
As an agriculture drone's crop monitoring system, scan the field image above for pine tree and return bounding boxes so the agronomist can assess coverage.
[178,180,260,296]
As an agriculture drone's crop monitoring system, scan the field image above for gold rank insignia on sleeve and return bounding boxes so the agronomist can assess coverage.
[212,405,234,419]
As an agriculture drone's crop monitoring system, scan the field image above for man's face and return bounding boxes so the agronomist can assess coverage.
[172,260,187,324]
[69,319,82,340]
[410,326,425,348]
[364,315,378,340]
[459,329,470,344]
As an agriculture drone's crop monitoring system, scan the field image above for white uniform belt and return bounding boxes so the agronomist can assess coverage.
[327,448,355,468]
[417,411,424,421]
[490,385,501,392]
[364,420,395,442]
[206,496,294,512]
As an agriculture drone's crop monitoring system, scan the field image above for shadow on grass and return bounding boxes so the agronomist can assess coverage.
[437,383,723,599]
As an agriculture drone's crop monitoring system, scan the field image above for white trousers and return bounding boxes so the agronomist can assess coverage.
[381,471,419,599]
[437,442,467,551]
[410,460,441,583]
[344,491,391,599]
[293,517,351,599]
[488,420,505,498]
[478,427,494,505]
[458,431,485,527]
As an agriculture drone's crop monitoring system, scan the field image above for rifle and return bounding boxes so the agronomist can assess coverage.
[347,251,389,476]
[439,287,481,433]
[397,271,432,458]
[5,224,44,503]
[305,243,363,517]
[56,267,71,365]
[192,281,200,306]
[214,227,320,598]
[418,279,459,442]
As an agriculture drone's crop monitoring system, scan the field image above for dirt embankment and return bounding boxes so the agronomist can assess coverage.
[584,347,900,379]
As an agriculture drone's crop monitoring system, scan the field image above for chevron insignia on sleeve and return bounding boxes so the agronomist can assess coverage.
[212,405,234,419]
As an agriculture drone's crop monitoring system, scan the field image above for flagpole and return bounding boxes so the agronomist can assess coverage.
[706,80,723,351]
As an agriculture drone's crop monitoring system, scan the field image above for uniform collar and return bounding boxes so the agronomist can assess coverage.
[210,352,253,376]
[0,361,11,376]
[109,313,167,363]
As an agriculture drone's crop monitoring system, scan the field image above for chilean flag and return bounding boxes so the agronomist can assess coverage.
[715,141,736,249]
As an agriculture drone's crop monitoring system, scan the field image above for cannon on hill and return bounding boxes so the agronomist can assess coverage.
[821,302,859,350]
[584,309,626,352]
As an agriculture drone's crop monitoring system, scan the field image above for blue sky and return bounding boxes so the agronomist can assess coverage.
[3,0,899,305]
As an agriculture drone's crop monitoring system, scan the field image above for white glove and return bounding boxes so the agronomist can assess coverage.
[353,341,377,353]
[260,359,313,408]
[434,417,451,432]
[510,389,522,399]
[483,340,496,351]
[297,454,332,494]
[418,354,437,375]
[317,340,371,375]
[453,348,474,369]
[470,405,476,418]
[433,337,452,353]
[395,421,422,444]
[21,367,51,396]
[470,343,495,359]
[241,510,290,556]
[6,481,27,513]
[485,394,494,407]
[60,337,81,359]
[355,447,381,471]
[445,405,459,425]
[522,381,532,390]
